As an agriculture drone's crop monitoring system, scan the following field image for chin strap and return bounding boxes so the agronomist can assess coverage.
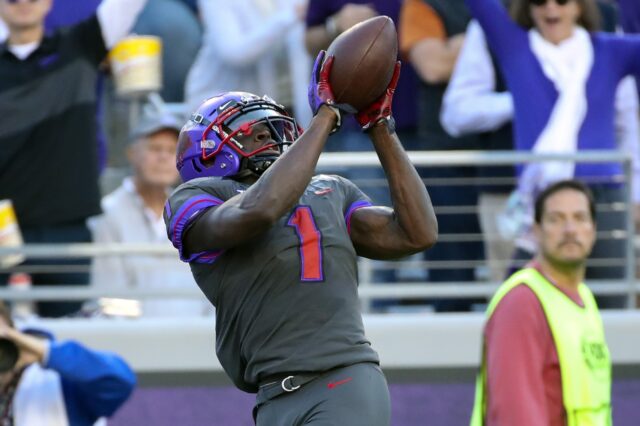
[236,154,280,178]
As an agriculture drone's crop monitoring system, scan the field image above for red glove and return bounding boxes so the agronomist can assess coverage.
[356,61,401,132]
[308,50,356,132]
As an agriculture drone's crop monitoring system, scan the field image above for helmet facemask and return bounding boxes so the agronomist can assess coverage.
[177,93,302,182]
[198,98,300,178]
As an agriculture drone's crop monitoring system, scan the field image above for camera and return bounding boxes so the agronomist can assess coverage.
[0,338,18,373]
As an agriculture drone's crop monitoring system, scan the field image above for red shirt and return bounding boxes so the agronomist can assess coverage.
[484,270,584,425]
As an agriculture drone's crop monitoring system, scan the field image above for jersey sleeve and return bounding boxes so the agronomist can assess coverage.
[163,182,226,263]
[335,175,373,234]
[45,340,136,419]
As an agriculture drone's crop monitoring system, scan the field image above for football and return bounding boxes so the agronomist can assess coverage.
[326,15,398,111]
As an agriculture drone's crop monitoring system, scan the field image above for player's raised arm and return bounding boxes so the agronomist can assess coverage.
[349,62,438,259]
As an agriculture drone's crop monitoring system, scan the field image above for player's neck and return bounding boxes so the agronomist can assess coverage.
[534,255,584,292]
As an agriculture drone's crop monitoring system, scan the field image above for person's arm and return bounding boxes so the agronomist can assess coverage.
[0,325,135,418]
[304,3,377,56]
[349,126,438,259]
[409,35,464,84]
[44,341,136,418]
[464,0,521,60]
[399,0,462,84]
[96,0,148,48]
[348,63,438,259]
[485,285,553,425]
[441,21,514,137]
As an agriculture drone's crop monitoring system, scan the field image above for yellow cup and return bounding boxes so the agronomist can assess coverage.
[0,200,24,268]
[109,35,163,97]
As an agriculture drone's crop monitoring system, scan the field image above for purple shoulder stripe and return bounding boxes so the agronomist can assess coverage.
[345,200,373,234]
[184,249,224,264]
[169,194,224,262]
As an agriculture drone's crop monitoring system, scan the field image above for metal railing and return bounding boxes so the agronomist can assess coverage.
[0,150,637,311]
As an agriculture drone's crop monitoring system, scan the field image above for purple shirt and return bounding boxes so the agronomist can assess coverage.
[305,0,418,131]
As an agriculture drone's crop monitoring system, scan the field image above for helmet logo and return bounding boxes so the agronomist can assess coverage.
[219,100,235,111]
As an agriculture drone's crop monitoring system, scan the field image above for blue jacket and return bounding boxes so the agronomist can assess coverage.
[26,329,136,425]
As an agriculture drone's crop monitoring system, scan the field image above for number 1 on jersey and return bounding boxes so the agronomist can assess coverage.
[287,206,324,282]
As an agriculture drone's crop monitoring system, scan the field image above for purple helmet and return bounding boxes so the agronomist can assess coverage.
[176,92,302,182]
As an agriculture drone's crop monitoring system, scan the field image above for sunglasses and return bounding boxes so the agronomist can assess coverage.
[4,0,40,4]
[529,0,572,5]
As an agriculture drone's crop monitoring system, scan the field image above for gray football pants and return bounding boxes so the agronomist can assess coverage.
[254,362,391,426]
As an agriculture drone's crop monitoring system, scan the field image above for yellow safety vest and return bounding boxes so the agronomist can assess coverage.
[470,268,611,426]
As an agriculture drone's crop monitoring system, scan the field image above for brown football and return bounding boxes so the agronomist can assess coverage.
[326,15,398,111]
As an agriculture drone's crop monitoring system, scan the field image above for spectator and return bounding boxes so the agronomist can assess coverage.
[0,0,148,317]
[440,0,640,282]
[0,301,136,425]
[185,0,311,126]
[470,179,611,425]
[464,0,640,287]
[133,0,202,103]
[399,0,485,311]
[90,109,212,317]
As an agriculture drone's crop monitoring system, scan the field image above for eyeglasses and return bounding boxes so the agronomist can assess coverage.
[529,0,572,6]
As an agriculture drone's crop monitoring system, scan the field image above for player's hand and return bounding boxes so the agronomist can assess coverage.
[356,61,401,132]
[308,50,356,132]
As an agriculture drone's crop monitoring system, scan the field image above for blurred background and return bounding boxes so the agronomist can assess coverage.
[0,0,639,424]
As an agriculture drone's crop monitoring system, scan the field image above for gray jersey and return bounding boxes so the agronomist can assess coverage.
[164,175,380,392]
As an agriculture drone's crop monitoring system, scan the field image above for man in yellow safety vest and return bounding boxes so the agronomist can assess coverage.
[471,179,611,426]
